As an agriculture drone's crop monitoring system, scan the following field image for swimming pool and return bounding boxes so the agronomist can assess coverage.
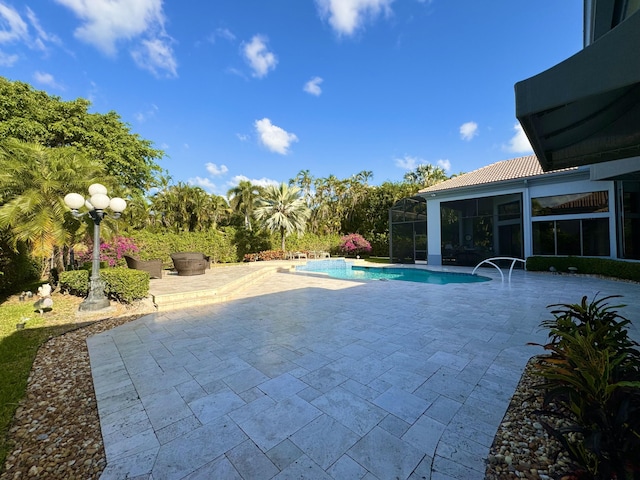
[296,259,491,284]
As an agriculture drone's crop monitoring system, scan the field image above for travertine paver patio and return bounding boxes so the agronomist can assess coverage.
[87,265,640,479]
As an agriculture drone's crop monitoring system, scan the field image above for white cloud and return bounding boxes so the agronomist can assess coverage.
[236,133,249,142]
[134,104,158,122]
[228,175,279,188]
[394,154,420,170]
[0,3,28,44]
[205,163,229,176]
[504,122,533,154]
[188,176,217,193]
[33,71,64,90]
[54,0,177,77]
[459,121,478,141]
[243,35,277,78]
[0,3,59,62]
[395,155,451,172]
[315,0,394,36]
[304,76,323,96]
[437,159,451,172]
[0,50,18,66]
[254,118,298,155]
[26,7,61,50]
[131,36,177,78]
[216,28,235,42]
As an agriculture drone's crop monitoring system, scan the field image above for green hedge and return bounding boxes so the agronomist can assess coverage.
[526,256,640,282]
[129,229,237,265]
[59,267,149,303]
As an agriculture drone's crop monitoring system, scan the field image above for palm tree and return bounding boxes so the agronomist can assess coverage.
[289,169,314,207]
[403,164,448,188]
[227,180,262,231]
[0,139,105,271]
[254,183,311,251]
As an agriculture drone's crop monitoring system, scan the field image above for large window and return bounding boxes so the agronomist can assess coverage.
[532,218,610,256]
[531,191,608,217]
[531,190,610,257]
[441,194,522,266]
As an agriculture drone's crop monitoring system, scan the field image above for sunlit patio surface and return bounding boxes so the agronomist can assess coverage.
[88,264,640,479]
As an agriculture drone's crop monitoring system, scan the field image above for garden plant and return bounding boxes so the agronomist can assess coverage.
[531,295,640,479]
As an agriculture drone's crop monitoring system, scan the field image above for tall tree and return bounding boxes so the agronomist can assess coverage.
[227,180,262,231]
[289,169,314,207]
[0,139,105,270]
[403,164,449,188]
[254,183,311,251]
[0,77,164,193]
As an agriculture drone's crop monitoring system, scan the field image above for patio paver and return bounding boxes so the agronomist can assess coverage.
[89,264,640,479]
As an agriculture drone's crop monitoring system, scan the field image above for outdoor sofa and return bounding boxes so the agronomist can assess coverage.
[171,252,210,276]
[124,255,163,279]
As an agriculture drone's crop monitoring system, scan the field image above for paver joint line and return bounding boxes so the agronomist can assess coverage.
[89,265,640,480]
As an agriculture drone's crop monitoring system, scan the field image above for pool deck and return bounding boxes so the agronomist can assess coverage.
[88,263,640,479]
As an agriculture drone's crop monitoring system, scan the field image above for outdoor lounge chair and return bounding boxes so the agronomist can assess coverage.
[124,255,163,279]
[171,252,210,276]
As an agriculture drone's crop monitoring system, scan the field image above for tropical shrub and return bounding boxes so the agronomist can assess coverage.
[130,230,237,265]
[339,233,372,256]
[531,295,640,479]
[0,237,40,295]
[285,232,341,254]
[75,236,139,267]
[59,268,149,303]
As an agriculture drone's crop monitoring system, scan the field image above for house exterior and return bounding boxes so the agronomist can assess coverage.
[390,2,640,266]
[389,155,639,266]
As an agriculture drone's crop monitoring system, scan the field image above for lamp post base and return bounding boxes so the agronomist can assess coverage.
[79,276,110,311]
[79,296,111,311]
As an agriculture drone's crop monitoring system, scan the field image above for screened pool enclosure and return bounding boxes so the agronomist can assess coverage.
[389,196,427,263]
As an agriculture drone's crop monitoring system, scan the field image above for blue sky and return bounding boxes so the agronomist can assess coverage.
[0,0,583,195]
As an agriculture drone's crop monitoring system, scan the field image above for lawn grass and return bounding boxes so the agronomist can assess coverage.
[0,291,91,468]
[364,257,390,264]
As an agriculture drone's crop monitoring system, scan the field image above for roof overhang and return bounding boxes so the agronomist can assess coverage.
[515,10,640,172]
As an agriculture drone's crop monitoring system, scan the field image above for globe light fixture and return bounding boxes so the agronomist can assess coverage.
[64,183,127,311]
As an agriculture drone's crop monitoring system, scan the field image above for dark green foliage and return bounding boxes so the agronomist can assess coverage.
[130,230,237,265]
[284,233,341,254]
[101,268,149,303]
[58,270,89,296]
[0,77,163,192]
[0,236,39,295]
[526,256,640,282]
[531,295,640,479]
[59,268,149,303]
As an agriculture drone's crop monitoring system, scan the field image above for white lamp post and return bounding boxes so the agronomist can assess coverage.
[64,183,127,311]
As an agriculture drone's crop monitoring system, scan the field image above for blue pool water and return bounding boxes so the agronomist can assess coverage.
[296,259,490,284]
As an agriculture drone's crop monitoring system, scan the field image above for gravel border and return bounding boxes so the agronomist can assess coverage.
[0,314,145,480]
[485,357,573,479]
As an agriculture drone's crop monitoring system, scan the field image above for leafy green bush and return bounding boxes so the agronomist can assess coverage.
[101,268,149,303]
[59,268,149,303]
[59,270,90,296]
[284,233,341,254]
[130,229,237,265]
[526,256,640,282]
[531,295,640,479]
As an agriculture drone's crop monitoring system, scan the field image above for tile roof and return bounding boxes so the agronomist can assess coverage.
[419,155,576,194]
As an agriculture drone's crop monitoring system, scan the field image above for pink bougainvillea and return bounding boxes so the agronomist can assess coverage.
[76,236,139,267]
[339,233,372,256]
